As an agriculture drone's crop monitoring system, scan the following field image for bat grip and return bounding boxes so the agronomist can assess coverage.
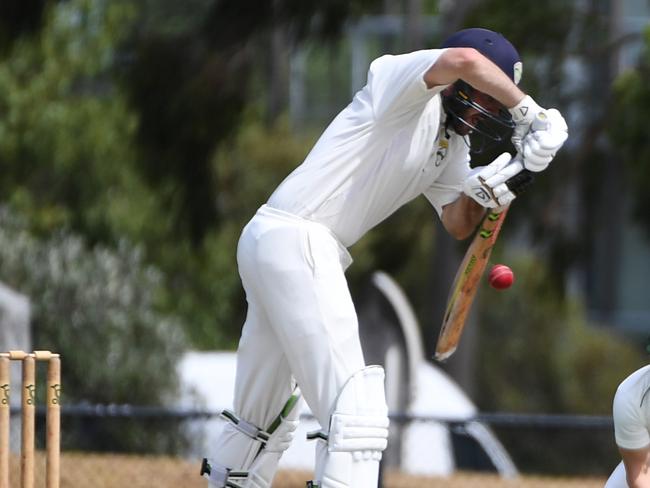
[531,111,550,132]
[504,155,534,196]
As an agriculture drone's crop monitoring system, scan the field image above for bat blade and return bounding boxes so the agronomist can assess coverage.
[434,206,510,361]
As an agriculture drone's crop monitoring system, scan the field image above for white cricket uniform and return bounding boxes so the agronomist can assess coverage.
[605,364,650,487]
[268,48,470,247]
[212,48,472,470]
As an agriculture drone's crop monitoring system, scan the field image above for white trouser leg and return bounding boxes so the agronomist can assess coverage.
[605,461,629,488]
[209,205,369,486]
[237,206,365,427]
[208,251,298,487]
[202,388,302,488]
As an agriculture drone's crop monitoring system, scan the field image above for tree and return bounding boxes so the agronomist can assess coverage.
[0,0,157,244]
[0,207,187,452]
[123,0,384,244]
[610,26,650,236]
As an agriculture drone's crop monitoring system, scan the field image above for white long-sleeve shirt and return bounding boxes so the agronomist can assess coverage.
[267,48,471,247]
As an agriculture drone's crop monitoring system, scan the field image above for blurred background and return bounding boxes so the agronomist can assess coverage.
[0,0,649,486]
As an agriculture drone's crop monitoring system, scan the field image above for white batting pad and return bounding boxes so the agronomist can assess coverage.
[314,366,389,488]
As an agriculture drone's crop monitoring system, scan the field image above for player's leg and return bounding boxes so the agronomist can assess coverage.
[308,366,389,488]
[249,209,389,488]
[201,217,303,488]
[202,305,302,488]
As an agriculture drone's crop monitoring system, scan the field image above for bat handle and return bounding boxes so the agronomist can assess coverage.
[509,156,524,173]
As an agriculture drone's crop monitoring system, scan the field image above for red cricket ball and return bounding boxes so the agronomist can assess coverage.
[488,264,514,290]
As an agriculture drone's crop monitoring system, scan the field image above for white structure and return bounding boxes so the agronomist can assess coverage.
[0,281,31,452]
[0,281,31,354]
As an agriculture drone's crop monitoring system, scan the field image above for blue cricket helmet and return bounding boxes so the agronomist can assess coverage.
[440,28,521,153]
[441,28,522,84]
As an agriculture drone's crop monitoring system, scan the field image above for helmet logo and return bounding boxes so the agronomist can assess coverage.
[513,61,523,85]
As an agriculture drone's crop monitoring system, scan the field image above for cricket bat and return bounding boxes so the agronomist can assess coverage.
[434,112,551,361]
[434,205,510,361]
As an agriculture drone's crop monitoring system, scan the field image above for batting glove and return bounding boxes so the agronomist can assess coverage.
[520,109,568,172]
[462,153,532,208]
[509,95,544,154]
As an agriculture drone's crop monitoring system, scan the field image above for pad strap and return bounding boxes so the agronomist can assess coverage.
[202,389,302,487]
[307,416,388,453]
[221,409,270,443]
[200,458,247,488]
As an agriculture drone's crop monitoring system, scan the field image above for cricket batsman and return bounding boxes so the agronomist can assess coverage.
[201,28,568,487]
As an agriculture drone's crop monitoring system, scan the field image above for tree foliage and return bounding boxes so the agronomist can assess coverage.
[610,26,650,236]
[0,0,50,55]
[124,0,383,244]
[0,207,187,451]
[476,254,643,415]
[475,253,643,474]
[0,0,150,242]
[0,3,645,463]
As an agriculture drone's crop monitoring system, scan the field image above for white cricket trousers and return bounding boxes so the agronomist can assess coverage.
[232,204,366,430]
[604,461,628,487]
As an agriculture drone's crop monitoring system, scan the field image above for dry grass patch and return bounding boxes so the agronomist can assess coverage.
[4,452,607,487]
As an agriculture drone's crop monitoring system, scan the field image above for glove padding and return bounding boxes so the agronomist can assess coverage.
[520,108,568,172]
[463,153,530,208]
[509,95,544,154]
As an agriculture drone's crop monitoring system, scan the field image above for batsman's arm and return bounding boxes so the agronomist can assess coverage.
[619,447,650,488]
[424,48,525,107]
[435,112,556,361]
[441,195,486,240]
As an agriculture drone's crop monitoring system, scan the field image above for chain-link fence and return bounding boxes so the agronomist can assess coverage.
[5,405,616,487]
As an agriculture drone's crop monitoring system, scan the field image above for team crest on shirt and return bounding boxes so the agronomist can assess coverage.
[434,138,449,166]
[433,121,451,167]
